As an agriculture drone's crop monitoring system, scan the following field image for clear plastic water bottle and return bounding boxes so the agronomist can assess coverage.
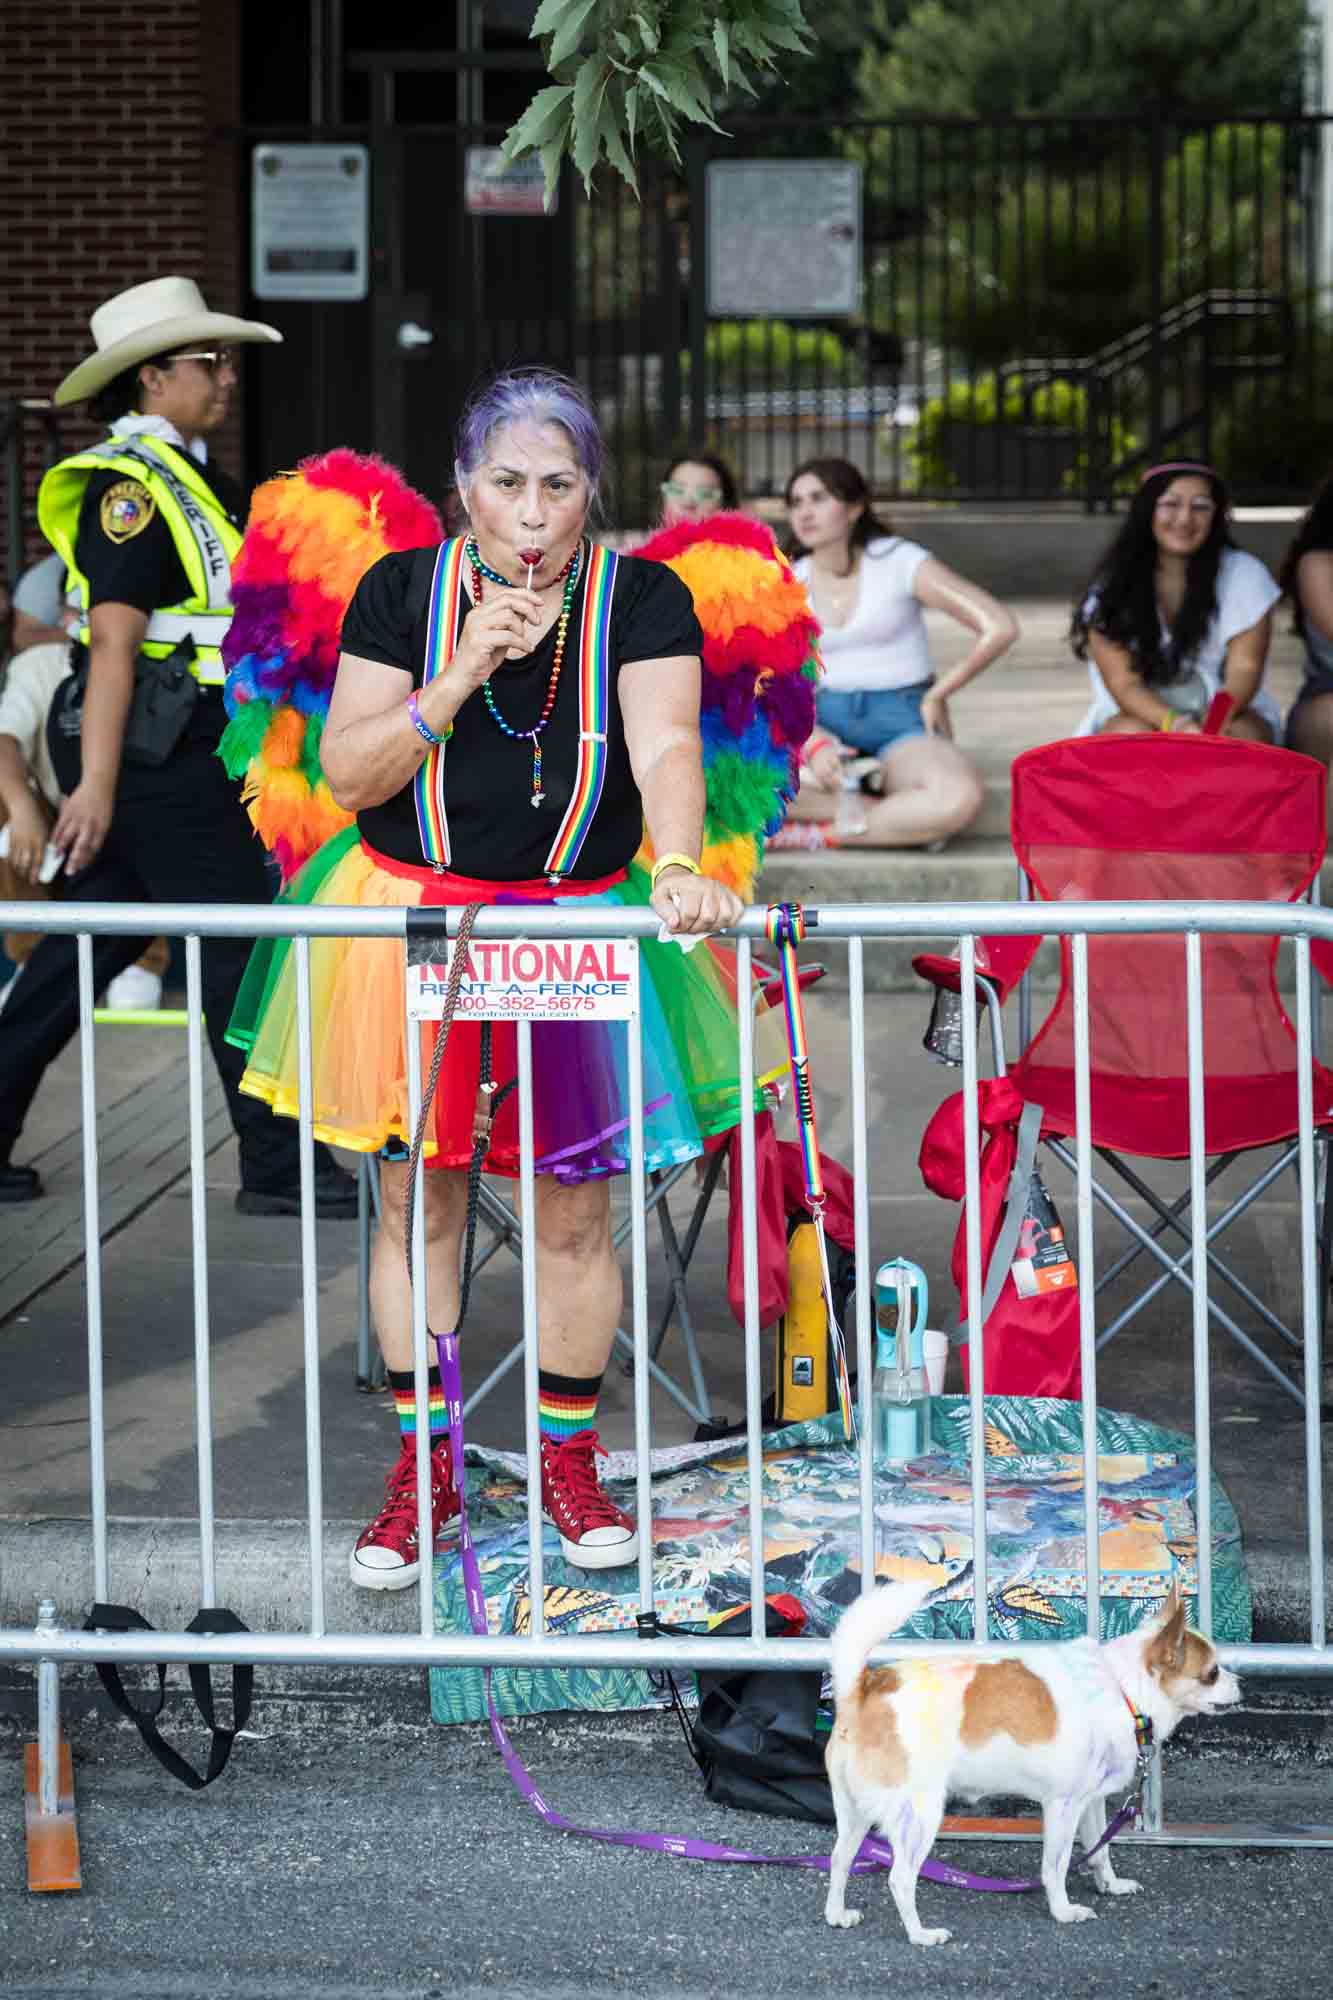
[872,1258,931,1464]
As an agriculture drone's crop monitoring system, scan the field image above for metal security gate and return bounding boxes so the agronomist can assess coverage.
[2,893,1331,1890]
[235,108,1332,527]
[594,113,1331,515]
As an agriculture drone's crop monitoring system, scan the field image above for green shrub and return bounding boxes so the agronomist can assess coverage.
[909,372,1139,493]
[1208,326,1333,497]
[680,319,862,384]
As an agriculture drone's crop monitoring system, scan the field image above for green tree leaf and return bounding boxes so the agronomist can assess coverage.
[600,96,641,192]
[572,58,615,187]
[546,0,602,68]
[530,0,579,34]
[502,0,814,192]
[501,82,576,161]
[539,131,570,206]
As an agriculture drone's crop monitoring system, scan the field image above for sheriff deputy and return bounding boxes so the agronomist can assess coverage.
[0,276,355,1215]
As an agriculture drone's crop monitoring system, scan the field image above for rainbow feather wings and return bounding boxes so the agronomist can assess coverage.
[631,513,821,898]
[218,449,443,881]
[220,456,819,893]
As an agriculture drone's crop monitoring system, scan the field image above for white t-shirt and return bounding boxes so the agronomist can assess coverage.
[793,536,933,692]
[0,642,72,809]
[1079,546,1282,735]
[13,552,66,629]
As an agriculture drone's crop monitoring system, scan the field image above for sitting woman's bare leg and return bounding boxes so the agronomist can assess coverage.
[787,769,843,821]
[837,736,984,847]
[1226,711,1274,744]
[1097,713,1155,735]
[1287,691,1333,766]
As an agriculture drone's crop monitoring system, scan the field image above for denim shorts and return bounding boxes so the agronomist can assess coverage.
[815,682,931,757]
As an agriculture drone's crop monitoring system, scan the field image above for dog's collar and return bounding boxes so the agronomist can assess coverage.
[1122,1690,1154,1757]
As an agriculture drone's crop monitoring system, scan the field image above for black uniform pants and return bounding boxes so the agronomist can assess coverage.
[0,691,314,1193]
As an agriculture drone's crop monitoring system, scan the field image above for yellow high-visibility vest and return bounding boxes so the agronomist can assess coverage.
[38,433,242,685]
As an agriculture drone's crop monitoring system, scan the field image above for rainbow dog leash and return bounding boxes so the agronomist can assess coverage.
[765,901,856,1441]
[414,537,620,877]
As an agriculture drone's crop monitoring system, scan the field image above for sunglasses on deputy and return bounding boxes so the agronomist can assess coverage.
[165,348,237,373]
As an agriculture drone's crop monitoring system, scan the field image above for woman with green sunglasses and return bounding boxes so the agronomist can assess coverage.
[658,453,740,526]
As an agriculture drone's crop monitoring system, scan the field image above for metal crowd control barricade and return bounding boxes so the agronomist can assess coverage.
[2,895,1331,1894]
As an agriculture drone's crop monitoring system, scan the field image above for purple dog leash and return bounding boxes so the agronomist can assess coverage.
[408,911,1142,1895]
[432,1332,1144,1890]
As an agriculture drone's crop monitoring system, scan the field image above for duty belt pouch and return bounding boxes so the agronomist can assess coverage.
[83,1603,254,1790]
[125,639,199,766]
[55,637,199,771]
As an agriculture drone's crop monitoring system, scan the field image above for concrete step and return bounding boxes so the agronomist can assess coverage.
[756,843,1333,992]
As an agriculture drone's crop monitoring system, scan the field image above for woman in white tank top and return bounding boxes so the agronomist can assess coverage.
[1070,462,1279,739]
[781,459,1019,848]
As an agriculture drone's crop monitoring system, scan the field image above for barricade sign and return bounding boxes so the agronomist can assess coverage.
[405,934,640,1021]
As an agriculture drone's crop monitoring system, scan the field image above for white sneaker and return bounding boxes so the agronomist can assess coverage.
[102,965,163,1012]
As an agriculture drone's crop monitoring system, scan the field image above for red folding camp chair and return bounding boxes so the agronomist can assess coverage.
[915,731,1333,1406]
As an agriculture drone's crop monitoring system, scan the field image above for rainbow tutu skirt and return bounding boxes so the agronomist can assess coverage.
[225,826,788,1183]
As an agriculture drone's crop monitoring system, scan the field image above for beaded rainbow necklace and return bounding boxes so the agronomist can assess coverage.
[465,536,582,808]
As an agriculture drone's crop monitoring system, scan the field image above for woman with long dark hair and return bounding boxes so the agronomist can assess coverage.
[1279,475,1333,767]
[780,457,1018,848]
[1070,463,1280,739]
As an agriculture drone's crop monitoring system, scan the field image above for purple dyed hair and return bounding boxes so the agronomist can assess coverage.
[454,369,604,503]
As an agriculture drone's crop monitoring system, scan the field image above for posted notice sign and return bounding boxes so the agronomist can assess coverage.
[464,147,555,216]
[406,936,639,1022]
[251,144,369,301]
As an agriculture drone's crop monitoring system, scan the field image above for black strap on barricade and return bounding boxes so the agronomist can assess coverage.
[84,1604,254,1791]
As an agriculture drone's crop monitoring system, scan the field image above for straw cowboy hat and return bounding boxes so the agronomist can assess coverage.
[53,276,282,407]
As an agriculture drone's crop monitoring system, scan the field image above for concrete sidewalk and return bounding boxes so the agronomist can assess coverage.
[0,600,1327,1663]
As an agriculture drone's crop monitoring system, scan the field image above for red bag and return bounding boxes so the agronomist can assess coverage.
[919,1077,1082,1399]
[710,1114,857,1331]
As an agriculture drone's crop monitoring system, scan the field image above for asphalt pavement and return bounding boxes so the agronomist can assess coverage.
[1,1709,1329,1999]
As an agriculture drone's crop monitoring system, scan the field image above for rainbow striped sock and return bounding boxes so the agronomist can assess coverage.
[388,1365,448,1447]
[538,1369,601,1442]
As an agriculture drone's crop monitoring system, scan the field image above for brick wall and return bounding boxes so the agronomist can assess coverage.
[1,0,244,579]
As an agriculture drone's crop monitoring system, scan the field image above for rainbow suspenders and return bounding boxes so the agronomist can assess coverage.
[413,537,620,881]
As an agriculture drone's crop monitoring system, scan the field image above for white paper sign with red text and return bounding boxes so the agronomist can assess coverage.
[406,936,639,1022]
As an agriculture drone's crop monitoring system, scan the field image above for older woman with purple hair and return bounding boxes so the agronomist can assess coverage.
[228,368,785,1590]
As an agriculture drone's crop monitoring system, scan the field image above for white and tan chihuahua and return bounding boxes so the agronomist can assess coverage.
[824,1577,1240,1947]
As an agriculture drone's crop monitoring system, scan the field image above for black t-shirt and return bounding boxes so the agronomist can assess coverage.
[74,451,247,615]
[341,545,703,879]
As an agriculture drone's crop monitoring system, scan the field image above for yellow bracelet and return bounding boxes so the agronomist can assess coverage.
[1159,713,1176,733]
[650,851,702,890]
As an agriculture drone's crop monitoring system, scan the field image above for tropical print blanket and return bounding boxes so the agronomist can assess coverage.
[429,1396,1250,1725]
